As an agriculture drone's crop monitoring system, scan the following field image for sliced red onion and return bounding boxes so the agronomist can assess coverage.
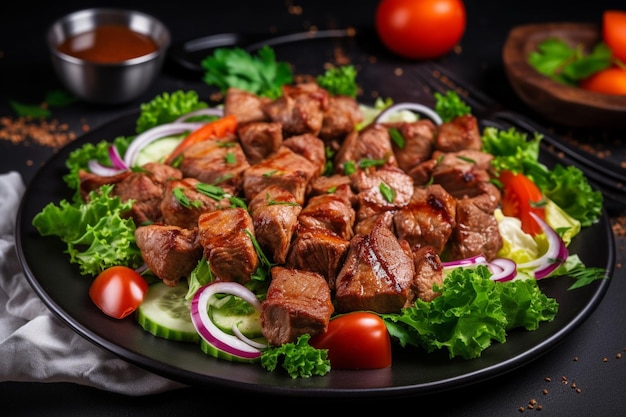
[123,122,204,168]
[517,212,568,279]
[190,282,263,361]
[108,145,128,170]
[442,254,488,269]
[87,159,125,177]
[374,102,443,125]
[174,108,224,123]
[488,258,517,282]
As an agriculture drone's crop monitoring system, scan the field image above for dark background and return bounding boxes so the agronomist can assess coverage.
[1,1,625,415]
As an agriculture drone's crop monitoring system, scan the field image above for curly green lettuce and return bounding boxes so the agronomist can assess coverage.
[135,90,209,134]
[380,266,558,360]
[261,334,331,378]
[32,185,144,276]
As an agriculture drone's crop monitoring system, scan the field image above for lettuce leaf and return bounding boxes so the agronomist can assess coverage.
[381,265,558,360]
[32,185,143,276]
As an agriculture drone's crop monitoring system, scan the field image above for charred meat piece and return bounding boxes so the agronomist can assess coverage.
[248,185,302,264]
[353,210,395,236]
[411,246,444,302]
[334,124,397,173]
[393,184,457,254]
[334,217,416,314]
[224,87,270,124]
[262,82,329,137]
[352,165,414,231]
[319,95,363,144]
[308,174,355,200]
[135,224,202,287]
[298,192,355,241]
[242,145,319,205]
[447,182,502,261]
[285,226,350,289]
[197,208,259,284]
[435,114,482,152]
[177,137,250,196]
[112,162,183,225]
[282,133,326,176]
[237,121,283,165]
[261,266,334,346]
[78,169,132,201]
[160,178,231,229]
[429,150,493,199]
[387,119,437,174]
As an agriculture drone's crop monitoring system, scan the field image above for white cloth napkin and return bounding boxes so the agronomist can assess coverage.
[0,171,187,395]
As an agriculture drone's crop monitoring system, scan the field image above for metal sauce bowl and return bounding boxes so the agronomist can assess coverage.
[47,8,170,105]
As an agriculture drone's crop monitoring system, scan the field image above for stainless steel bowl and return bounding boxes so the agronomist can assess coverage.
[47,8,170,105]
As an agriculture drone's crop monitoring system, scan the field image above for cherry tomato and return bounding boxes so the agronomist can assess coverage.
[603,10,626,64]
[89,266,148,319]
[579,67,626,96]
[375,0,466,60]
[309,312,392,369]
[498,170,546,236]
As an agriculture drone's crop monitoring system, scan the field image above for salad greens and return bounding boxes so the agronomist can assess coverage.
[528,38,613,86]
[381,265,558,360]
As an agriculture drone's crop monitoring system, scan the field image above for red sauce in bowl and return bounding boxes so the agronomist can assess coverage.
[57,24,158,63]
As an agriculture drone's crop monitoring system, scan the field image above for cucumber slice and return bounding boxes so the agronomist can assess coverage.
[209,294,263,339]
[136,281,200,343]
[199,339,260,363]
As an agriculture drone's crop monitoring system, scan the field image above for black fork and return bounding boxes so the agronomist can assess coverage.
[411,62,626,214]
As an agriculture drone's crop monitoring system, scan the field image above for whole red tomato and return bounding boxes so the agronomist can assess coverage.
[580,67,626,95]
[375,0,467,59]
[310,311,392,369]
[89,265,148,319]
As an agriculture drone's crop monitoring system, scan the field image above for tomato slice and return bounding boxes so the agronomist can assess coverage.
[89,266,149,319]
[309,311,392,369]
[498,170,546,236]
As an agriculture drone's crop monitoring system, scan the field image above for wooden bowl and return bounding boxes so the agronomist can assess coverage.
[502,22,626,129]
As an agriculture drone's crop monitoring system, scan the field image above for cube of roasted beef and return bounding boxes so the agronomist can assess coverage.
[282,133,326,176]
[334,124,397,173]
[160,177,231,229]
[319,95,363,144]
[435,114,482,152]
[177,137,250,196]
[285,226,350,290]
[429,149,494,199]
[237,121,283,165]
[261,266,334,346]
[248,185,302,264]
[262,82,329,137]
[224,87,270,124]
[387,119,437,174]
[393,184,456,254]
[447,182,503,261]
[135,224,202,287]
[334,217,416,314]
[197,208,258,284]
[411,246,444,302]
[242,145,319,205]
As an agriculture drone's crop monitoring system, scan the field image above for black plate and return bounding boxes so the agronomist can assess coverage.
[15,110,615,398]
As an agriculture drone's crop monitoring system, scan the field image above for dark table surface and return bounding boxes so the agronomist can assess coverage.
[2,1,625,415]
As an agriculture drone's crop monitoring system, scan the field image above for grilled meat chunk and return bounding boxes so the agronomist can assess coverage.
[393,184,457,254]
[242,145,320,205]
[237,121,283,165]
[428,150,493,199]
[261,266,334,346]
[224,87,270,124]
[248,185,302,264]
[319,95,363,144]
[435,114,482,152]
[387,119,437,173]
[334,124,397,172]
[298,191,355,241]
[177,137,249,196]
[135,224,202,287]
[262,82,329,137]
[447,182,503,261]
[411,246,444,302]
[112,162,183,225]
[197,208,259,284]
[285,226,350,289]
[160,177,231,229]
[334,217,416,314]
[282,133,326,176]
